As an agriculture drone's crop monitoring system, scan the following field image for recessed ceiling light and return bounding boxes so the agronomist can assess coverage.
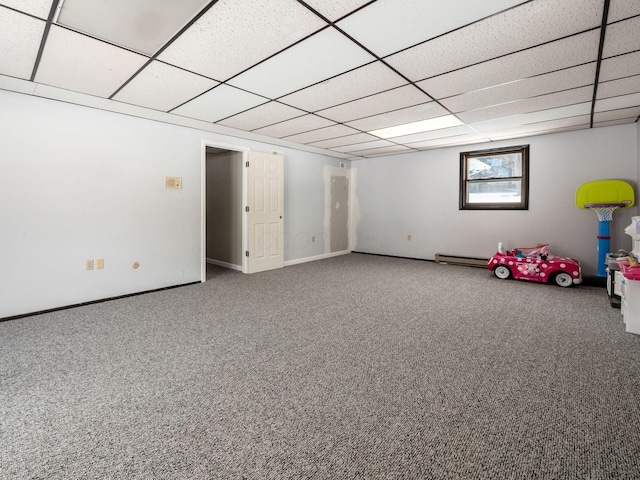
[368,114,464,139]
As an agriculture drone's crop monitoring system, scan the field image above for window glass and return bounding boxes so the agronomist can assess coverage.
[460,145,529,210]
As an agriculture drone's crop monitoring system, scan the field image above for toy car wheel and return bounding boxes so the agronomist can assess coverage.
[554,272,573,287]
[494,265,511,280]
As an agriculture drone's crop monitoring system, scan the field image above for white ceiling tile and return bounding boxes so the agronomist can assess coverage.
[0,74,37,94]
[316,85,430,123]
[158,0,326,82]
[470,102,592,132]
[172,84,267,123]
[278,61,407,112]
[488,125,586,141]
[218,102,307,131]
[600,51,640,81]
[350,145,413,157]
[0,8,45,79]
[304,0,372,21]
[385,125,478,143]
[32,83,112,109]
[228,27,375,99]
[457,86,593,124]
[603,15,640,57]
[284,124,361,144]
[386,0,602,81]
[442,64,596,113]
[308,133,378,149]
[252,114,335,138]
[418,30,601,99]
[594,106,640,122]
[56,0,209,55]
[332,139,395,153]
[35,26,148,98]
[594,118,637,128]
[607,0,640,23]
[113,61,218,112]
[2,0,51,18]
[597,75,640,100]
[595,92,640,112]
[337,0,524,58]
[407,133,488,150]
[482,115,591,140]
[345,102,449,132]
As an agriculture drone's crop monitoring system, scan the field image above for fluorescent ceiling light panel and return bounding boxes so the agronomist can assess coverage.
[228,28,375,99]
[56,0,210,55]
[0,8,45,79]
[337,0,524,58]
[346,102,449,132]
[35,26,148,98]
[159,0,325,82]
[113,61,218,112]
[368,115,463,139]
[387,125,476,144]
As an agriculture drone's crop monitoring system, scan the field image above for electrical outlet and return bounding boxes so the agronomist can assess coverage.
[96,258,104,269]
[407,234,412,241]
[86,259,94,270]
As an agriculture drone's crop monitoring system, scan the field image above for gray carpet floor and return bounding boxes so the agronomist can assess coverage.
[2,253,640,479]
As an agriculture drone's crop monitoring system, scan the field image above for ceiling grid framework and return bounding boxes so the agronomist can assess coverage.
[0,0,638,159]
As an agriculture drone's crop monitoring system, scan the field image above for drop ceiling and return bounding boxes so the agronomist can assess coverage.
[1,0,639,159]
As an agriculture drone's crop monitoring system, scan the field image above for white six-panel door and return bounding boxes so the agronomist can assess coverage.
[245,151,284,274]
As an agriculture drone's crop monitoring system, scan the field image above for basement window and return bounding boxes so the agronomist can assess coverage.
[459,145,529,210]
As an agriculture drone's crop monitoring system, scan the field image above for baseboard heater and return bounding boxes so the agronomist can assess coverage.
[435,253,488,268]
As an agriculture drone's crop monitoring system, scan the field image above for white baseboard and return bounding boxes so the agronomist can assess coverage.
[206,258,242,272]
[284,250,351,267]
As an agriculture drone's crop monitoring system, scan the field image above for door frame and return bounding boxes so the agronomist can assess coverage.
[201,140,250,281]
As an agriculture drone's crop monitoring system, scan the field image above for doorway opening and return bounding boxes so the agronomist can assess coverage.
[201,141,285,281]
[201,141,249,281]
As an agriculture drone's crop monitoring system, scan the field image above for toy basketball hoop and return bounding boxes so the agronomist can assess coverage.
[577,180,635,277]
[584,203,626,221]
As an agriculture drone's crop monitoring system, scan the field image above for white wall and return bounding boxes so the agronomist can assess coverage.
[352,124,639,276]
[0,90,346,318]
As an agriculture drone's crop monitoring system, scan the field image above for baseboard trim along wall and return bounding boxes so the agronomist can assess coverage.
[206,258,242,272]
[0,282,201,323]
[284,250,351,267]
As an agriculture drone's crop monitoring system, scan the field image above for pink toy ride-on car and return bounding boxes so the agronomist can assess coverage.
[488,243,582,287]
